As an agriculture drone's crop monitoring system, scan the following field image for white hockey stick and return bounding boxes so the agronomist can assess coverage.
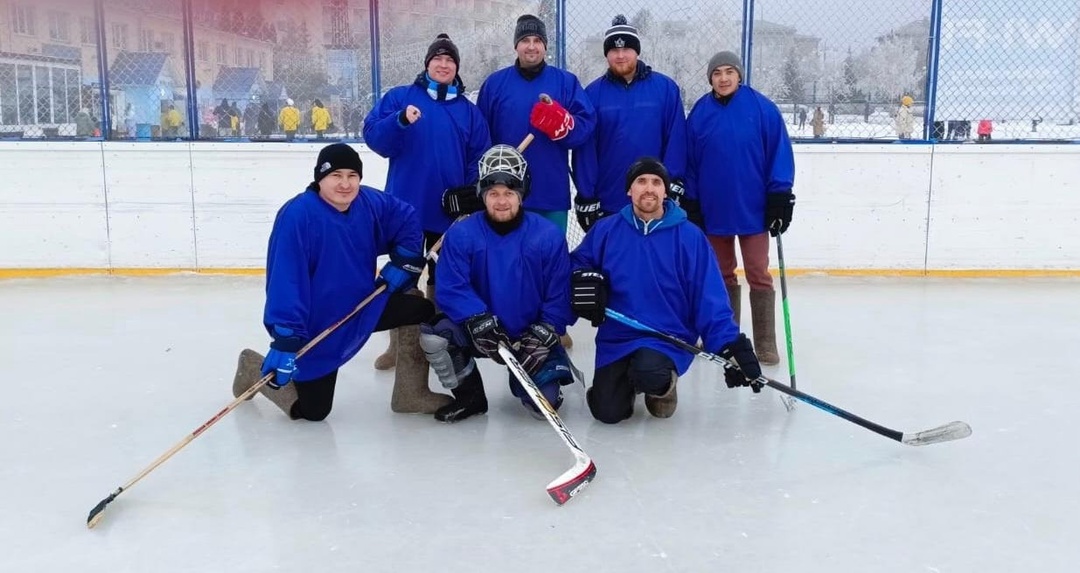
[498,344,597,505]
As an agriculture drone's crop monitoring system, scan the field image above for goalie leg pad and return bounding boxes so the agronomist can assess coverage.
[420,315,475,389]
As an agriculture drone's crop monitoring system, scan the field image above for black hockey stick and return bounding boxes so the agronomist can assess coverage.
[604,308,972,446]
[87,285,388,529]
[498,344,596,505]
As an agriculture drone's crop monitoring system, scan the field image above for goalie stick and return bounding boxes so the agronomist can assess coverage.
[497,344,596,505]
[604,308,972,447]
[86,285,388,529]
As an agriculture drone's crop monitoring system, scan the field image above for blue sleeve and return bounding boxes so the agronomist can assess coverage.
[466,107,492,183]
[434,224,488,323]
[761,97,795,193]
[476,79,495,139]
[661,81,689,182]
[688,230,740,352]
[569,222,603,271]
[263,204,312,341]
[570,85,599,200]
[558,75,596,150]
[540,231,574,333]
[682,108,699,200]
[380,194,424,255]
[362,89,409,158]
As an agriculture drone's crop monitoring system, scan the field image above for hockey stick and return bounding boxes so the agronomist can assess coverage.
[86,284,389,529]
[604,308,972,446]
[426,130,538,262]
[497,344,597,505]
[775,232,797,412]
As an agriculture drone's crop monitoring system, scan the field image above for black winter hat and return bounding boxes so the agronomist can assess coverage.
[314,143,363,183]
[425,33,460,67]
[514,14,548,46]
[625,156,671,193]
[603,14,641,55]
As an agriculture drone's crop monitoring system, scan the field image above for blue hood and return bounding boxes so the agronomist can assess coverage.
[617,199,687,235]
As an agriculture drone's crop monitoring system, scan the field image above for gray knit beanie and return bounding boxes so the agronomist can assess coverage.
[707,51,743,84]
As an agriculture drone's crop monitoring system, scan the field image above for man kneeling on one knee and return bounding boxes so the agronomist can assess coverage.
[569,157,764,423]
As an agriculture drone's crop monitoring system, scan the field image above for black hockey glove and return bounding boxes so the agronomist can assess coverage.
[570,269,608,326]
[765,191,795,237]
[517,322,559,375]
[441,183,483,219]
[718,333,763,392]
[574,195,605,232]
[667,179,687,206]
[466,312,512,363]
[680,197,705,230]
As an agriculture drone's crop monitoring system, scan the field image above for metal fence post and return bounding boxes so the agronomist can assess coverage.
[93,0,111,139]
[369,0,382,109]
[923,0,944,141]
[741,0,754,86]
[556,0,567,70]
[181,0,199,140]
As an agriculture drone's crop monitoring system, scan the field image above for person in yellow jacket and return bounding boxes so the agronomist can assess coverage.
[161,104,184,138]
[279,98,301,141]
[312,99,331,139]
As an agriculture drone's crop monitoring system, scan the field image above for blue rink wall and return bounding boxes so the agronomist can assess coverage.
[1,142,1078,278]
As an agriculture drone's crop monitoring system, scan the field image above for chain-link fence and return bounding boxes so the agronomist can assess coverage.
[1,0,1078,142]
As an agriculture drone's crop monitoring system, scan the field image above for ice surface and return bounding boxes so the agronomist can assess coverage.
[2,275,1078,572]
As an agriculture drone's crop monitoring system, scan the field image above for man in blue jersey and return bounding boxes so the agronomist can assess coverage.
[231,143,452,420]
[571,15,690,232]
[476,15,594,348]
[570,157,762,423]
[363,33,491,371]
[685,51,796,365]
[421,144,575,423]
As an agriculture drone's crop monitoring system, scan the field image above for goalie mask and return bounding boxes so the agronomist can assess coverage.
[477,144,530,200]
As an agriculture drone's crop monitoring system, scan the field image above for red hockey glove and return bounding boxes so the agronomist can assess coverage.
[530,98,575,141]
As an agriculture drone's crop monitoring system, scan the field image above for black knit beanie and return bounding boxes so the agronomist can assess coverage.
[314,143,363,183]
[603,15,641,55]
[425,33,460,67]
[514,14,548,46]
[625,156,670,193]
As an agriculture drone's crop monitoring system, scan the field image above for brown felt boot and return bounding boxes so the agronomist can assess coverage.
[726,283,742,327]
[232,348,298,417]
[391,325,453,414]
[560,333,573,349]
[373,329,398,370]
[645,372,678,418]
[750,289,780,365]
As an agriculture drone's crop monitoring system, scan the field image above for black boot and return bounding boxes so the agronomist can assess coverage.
[434,369,488,423]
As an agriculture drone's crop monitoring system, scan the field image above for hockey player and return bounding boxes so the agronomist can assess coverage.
[363,33,491,370]
[475,14,594,348]
[685,50,795,365]
[569,157,763,423]
[421,144,575,423]
[231,143,452,420]
[571,15,690,232]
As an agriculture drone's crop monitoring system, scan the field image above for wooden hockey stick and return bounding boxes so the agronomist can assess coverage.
[86,284,388,529]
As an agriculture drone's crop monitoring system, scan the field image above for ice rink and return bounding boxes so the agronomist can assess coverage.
[3,274,1077,572]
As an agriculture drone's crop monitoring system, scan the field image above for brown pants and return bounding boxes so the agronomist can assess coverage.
[707,232,773,291]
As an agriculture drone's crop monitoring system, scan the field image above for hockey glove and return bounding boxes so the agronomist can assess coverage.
[667,179,687,206]
[530,98,575,141]
[517,322,559,375]
[441,183,483,219]
[466,312,513,363]
[262,325,304,388]
[765,191,796,237]
[573,195,604,232]
[718,333,763,392]
[570,269,608,326]
[377,246,425,293]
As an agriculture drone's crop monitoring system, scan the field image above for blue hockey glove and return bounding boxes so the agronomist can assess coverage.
[378,246,424,293]
[262,325,304,388]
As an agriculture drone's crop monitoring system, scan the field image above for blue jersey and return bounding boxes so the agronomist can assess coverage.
[685,85,795,236]
[477,63,596,211]
[264,186,423,380]
[572,62,688,213]
[363,75,490,234]
[570,200,739,374]
[435,212,573,337]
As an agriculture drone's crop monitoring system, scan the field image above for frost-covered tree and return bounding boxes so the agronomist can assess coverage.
[857,35,924,102]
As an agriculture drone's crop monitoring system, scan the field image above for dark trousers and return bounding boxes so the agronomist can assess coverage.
[424,231,442,286]
[587,348,675,424]
[291,292,434,421]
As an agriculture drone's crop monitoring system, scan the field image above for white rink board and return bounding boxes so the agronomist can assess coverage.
[1,142,1078,271]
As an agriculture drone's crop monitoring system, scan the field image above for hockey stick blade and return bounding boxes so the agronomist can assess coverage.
[498,345,596,505]
[901,421,972,446]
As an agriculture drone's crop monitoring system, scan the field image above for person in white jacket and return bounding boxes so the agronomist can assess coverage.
[895,95,915,139]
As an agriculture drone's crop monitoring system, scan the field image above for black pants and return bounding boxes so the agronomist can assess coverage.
[291,292,434,421]
[587,348,675,424]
